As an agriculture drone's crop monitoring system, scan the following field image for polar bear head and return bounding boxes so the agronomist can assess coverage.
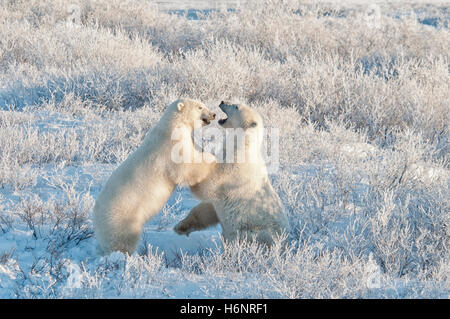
[218,101,263,131]
[171,98,216,128]
[217,101,265,160]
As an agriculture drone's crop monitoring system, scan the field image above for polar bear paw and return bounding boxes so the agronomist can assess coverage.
[173,220,193,237]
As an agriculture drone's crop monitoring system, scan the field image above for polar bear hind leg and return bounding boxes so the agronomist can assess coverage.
[174,202,219,236]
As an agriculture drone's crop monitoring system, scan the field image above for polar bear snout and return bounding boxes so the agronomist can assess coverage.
[218,101,235,126]
[219,100,234,107]
[219,101,235,111]
[218,101,239,115]
[201,111,215,125]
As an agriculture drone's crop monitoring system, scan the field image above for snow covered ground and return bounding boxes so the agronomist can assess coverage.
[0,0,448,298]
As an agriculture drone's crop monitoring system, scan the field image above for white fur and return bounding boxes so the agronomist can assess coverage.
[94,98,216,254]
[175,103,289,247]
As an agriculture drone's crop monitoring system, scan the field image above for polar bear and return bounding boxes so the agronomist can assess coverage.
[94,98,216,255]
[174,102,289,247]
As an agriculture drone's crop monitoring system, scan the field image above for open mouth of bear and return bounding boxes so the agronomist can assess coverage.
[202,118,211,125]
[218,104,230,126]
[218,117,228,125]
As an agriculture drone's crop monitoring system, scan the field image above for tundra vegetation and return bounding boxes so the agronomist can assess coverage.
[0,0,448,298]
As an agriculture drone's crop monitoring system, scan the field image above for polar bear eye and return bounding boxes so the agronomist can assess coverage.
[198,106,203,110]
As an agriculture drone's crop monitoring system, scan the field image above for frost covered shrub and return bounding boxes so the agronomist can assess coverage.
[0,0,448,298]
[1,0,448,150]
[273,125,448,283]
[0,97,161,168]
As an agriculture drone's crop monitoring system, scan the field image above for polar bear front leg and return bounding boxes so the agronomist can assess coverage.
[174,202,219,236]
[184,160,216,186]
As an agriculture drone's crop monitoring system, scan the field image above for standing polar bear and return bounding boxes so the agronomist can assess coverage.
[174,102,289,247]
[94,99,216,255]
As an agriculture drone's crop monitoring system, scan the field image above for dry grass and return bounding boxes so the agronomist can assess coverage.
[0,0,448,298]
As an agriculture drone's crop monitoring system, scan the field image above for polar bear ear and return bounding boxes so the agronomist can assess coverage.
[177,102,185,111]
